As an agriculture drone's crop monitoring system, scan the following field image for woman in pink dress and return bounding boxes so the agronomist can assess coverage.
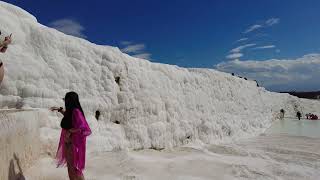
[51,92,91,180]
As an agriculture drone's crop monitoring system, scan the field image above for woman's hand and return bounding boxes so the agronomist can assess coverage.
[50,106,65,114]
[50,106,60,111]
[3,35,12,45]
[69,128,81,133]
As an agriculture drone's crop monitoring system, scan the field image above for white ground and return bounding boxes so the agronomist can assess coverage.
[25,132,320,180]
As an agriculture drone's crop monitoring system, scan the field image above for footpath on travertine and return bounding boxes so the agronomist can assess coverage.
[24,120,320,180]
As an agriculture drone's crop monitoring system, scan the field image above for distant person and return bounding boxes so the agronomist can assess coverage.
[308,114,318,120]
[254,80,259,87]
[51,92,91,180]
[306,113,310,119]
[314,114,318,120]
[296,111,302,120]
[280,109,285,119]
[0,31,12,84]
[95,110,100,121]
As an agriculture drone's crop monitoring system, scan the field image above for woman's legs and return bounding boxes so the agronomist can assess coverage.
[65,143,85,180]
[77,173,85,180]
[65,143,75,180]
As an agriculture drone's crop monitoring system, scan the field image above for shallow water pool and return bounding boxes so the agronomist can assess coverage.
[266,118,320,138]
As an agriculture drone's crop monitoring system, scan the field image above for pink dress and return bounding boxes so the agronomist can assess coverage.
[56,108,91,175]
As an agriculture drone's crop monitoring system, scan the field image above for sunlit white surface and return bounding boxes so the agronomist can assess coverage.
[0,1,320,179]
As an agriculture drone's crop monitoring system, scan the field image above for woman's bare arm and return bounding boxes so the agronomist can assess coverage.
[69,128,81,133]
[1,35,12,47]
[50,107,65,115]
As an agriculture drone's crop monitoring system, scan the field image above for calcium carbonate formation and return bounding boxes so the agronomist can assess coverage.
[0,2,319,154]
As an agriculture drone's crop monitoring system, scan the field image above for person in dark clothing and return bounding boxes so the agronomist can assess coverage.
[296,111,302,120]
[254,80,259,87]
[95,110,101,121]
[280,109,285,119]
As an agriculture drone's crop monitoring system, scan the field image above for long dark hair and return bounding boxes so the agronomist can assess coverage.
[62,92,85,127]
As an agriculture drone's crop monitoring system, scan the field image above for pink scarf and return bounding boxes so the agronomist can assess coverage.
[56,108,91,174]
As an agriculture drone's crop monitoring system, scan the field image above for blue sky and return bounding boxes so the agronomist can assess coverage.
[4,0,320,91]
